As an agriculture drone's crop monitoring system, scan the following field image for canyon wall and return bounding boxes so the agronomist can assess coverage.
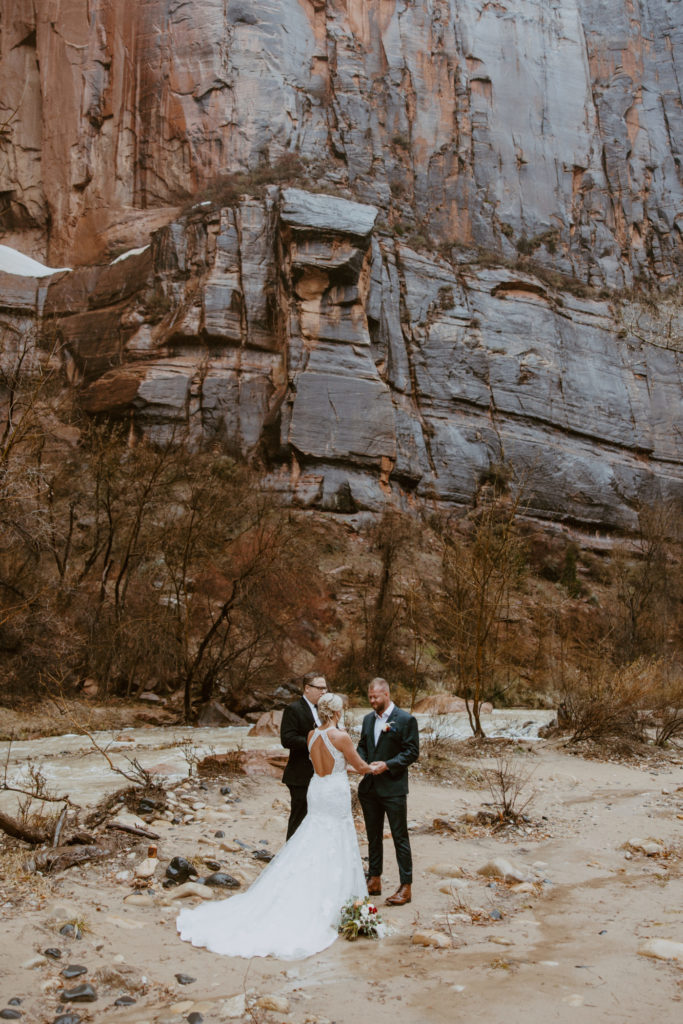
[2,188,680,531]
[0,0,681,285]
[0,2,681,530]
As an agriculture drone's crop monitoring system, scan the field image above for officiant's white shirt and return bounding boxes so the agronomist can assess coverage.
[304,695,321,727]
[373,701,395,744]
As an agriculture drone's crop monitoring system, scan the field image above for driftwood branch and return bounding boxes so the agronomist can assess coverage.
[105,822,159,840]
[0,808,48,844]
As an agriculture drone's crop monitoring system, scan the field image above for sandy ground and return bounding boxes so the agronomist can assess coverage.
[0,733,681,1024]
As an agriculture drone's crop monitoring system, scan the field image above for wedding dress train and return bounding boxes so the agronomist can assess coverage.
[177,728,367,959]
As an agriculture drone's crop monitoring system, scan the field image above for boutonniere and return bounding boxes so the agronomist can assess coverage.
[382,722,394,733]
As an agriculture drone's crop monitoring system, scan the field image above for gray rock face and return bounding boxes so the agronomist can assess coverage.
[2,187,679,532]
[0,0,680,291]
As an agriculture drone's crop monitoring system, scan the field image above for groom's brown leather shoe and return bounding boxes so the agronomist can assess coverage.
[366,876,382,895]
[385,884,411,906]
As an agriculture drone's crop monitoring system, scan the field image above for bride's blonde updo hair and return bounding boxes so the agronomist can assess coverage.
[317,692,343,724]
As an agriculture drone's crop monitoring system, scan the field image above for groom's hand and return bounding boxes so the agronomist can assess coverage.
[370,761,388,774]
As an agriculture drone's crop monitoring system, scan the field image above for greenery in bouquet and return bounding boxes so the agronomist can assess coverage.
[339,896,385,941]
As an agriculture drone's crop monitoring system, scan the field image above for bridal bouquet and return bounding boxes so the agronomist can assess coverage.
[339,896,385,941]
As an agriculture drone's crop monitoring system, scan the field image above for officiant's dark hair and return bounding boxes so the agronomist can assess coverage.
[302,671,324,689]
[369,677,390,692]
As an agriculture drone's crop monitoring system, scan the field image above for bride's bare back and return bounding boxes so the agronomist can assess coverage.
[308,727,372,777]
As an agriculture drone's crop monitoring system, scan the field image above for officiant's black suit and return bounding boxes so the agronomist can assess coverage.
[280,696,316,838]
[357,706,419,885]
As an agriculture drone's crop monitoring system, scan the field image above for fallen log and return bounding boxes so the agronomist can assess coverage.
[30,843,113,873]
[0,808,48,844]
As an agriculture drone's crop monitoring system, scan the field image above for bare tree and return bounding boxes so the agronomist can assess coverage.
[433,473,527,737]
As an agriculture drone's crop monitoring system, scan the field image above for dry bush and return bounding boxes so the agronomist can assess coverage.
[484,756,535,821]
[561,658,660,743]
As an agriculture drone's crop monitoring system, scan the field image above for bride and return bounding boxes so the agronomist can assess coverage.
[177,692,375,959]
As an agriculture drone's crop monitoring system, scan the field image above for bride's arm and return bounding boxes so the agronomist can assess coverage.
[331,730,373,774]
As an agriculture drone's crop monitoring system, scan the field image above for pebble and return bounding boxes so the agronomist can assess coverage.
[123,892,156,907]
[61,966,87,979]
[489,909,503,921]
[115,870,132,882]
[203,872,241,889]
[638,939,683,961]
[53,1016,82,1024]
[214,830,225,838]
[0,1011,22,1020]
[627,838,664,857]
[22,955,47,969]
[412,929,452,949]
[220,787,231,796]
[438,880,467,894]
[44,948,63,959]
[252,849,274,862]
[7,1002,21,1007]
[204,859,222,871]
[188,1014,204,1024]
[427,863,465,879]
[59,924,82,940]
[164,881,214,901]
[477,858,528,883]
[165,857,199,885]
[488,936,514,946]
[175,974,197,985]
[114,997,137,1006]
[59,984,97,1003]
[219,994,246,1019]
[255,995,290,1013]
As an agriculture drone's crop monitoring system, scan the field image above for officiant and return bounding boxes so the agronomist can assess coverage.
[280,672,328,838]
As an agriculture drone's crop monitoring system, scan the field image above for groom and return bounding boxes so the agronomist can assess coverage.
[357,677,419,905]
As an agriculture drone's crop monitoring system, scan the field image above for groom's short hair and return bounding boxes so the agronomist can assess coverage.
[369,677,390,692]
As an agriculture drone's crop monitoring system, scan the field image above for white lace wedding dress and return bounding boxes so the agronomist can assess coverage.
[176,728,367,959]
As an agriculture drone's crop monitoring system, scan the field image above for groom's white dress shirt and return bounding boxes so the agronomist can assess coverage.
[304,695,321,727]
[373,701,395,744]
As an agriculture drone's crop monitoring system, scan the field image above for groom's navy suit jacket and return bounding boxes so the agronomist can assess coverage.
[357,705,419,798]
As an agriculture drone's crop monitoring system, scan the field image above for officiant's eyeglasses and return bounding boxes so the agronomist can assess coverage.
[306,683,328,691]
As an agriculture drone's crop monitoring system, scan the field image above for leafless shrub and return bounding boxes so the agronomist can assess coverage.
[484,756,535,822]
[561,659,654,743]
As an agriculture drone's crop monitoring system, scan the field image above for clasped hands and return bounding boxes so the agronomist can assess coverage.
[368,760,388,775]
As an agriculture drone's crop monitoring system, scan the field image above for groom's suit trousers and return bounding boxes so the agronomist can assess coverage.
[360,787,412,884]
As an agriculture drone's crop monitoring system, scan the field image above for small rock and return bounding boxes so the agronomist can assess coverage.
[219,841,242,854]
[0,1011,22,1020]
[191,802,206,811]
[53,1016,82,1024]
[412,930,452,949]
[488,936,514,946]
[489,909,503,921]
[22,955,47,969]
[214,830,225,838]
[114,997,137,1006]
[164,881,214,901]
[7,1002,21,1007]
[188,1014,204,1024]
[255,995,290,1013]
[44,948,63,959]
[115,870,132,882]
[219,787,231,796]
[427,863,465,879]
[59,924,82,940]
[61,966,87,979]
[477,858,528,883]
[165,857,199,885]
[204,859,222,871]
[219,994,246,1019]
[175,974,196,985]
[59,983,98,1003]
[638,938,683,961]
[252,849,274,862]
[203,872,240,889]
[438,880,467,895]
[123,892,156,907]
[627,838,664,857]
[510,882,535,893]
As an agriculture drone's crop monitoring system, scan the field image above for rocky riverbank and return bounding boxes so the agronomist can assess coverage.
[0,725,681,1024]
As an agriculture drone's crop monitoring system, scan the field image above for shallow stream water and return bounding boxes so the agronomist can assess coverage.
[0,708,556,810]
